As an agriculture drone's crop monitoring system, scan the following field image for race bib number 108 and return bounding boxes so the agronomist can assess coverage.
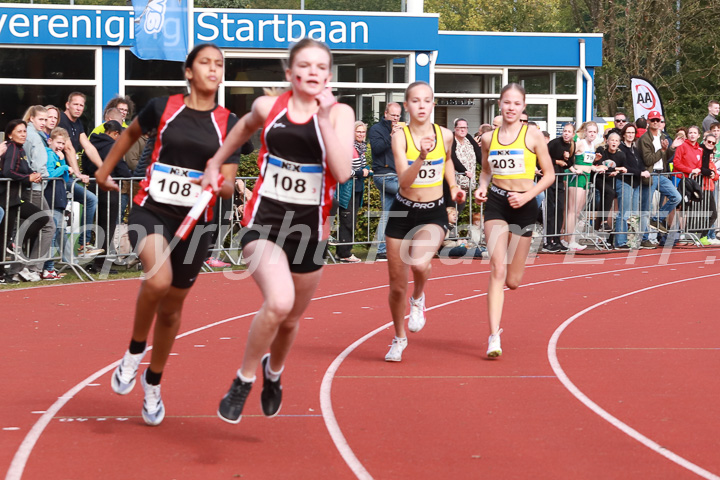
[260,155,323,205]
[148,162,204,207]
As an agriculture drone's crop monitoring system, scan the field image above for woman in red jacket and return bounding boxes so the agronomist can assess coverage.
[672,126,703,177]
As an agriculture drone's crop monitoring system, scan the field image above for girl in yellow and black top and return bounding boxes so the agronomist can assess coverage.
[383,81,465,362]
[475,83,554,358]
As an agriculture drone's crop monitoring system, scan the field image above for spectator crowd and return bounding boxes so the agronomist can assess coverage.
[2,92,719,285]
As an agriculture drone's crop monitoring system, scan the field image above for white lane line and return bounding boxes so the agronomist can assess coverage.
[319,258,718,480]
[547,273,720,480]
[4,252,711,480]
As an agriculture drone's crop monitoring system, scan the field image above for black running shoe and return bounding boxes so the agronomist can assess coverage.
[218,377,253,424]
[542,243,560,253]
[261,354,283,417]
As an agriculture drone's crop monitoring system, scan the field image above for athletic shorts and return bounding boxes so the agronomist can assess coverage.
[385,193,449,240]
[483,184,538,237]
[239,226,328,274]
[567,172,590,189]
[128,205,212,289]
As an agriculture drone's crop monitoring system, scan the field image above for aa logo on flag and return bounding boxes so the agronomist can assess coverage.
[630,76,664,121]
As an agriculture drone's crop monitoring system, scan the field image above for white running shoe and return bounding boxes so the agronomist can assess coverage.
[407,295,426,333]
[111,349,146,395]
[384,337,408,362]
[487,329,504,358]
[568,242,587,251]
[141,371,165,426]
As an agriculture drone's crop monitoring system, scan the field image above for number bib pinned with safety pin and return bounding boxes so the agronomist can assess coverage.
[148,162,204,207]
[488,149,526,177]
[260,154,323,205]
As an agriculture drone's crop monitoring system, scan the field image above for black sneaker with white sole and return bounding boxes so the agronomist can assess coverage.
[218,377,253,424]
[260,354,282,417]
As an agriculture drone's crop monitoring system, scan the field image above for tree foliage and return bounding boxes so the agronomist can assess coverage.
[567,0,720,128]
[425,0,567,33]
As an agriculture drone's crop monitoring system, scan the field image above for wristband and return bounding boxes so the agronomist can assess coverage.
[450,184,459,189]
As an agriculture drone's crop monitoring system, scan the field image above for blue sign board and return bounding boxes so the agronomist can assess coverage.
[195,10,438,51]
[438,32,603,68]
[0,6,439,52]
[0,6,133,46]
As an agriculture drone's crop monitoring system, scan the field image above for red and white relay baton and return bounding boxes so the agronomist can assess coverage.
[175,174,224,241]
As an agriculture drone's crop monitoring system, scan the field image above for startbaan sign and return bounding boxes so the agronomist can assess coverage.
[0,6,438,51]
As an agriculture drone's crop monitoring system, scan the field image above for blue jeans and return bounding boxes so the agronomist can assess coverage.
[615,179,640,247]
[372,173,399,254]
[709,189,719,239]
[639,183,651,241]
[650,175,681,222]
[68,181,98,246]
[44,209,66,271]
[120,193,130,224]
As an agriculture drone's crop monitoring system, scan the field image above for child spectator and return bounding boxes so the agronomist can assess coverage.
[43,128,74,279]
[438,207,487,259]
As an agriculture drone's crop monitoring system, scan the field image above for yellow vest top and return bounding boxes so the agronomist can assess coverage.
[488,125,537,180]
[403,124,445,188]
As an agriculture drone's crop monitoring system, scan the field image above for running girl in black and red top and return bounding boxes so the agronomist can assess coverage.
[202,38,354,424]
[95,44,241,426]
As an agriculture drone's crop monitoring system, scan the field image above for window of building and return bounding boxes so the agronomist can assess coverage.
[125,53,185,81]
[0,47,97,133]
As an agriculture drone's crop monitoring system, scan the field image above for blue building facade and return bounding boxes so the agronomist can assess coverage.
[0,4,602,135]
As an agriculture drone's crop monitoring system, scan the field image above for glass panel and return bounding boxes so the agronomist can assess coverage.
[225,57,285,82]
[125,51,185,81]
[436,98,501,133]
[393,64,407,83]
[333,53,407,84]
[0,48,95,80]
[224,86,265,119]
[556,100,577,136]
[508,70,551,95]
[555,71,577,95]
[359,63,387,83]
[557,100,577,119]
[435,73,501,94]
[334,87,406,125]
[524,104,549,132]
[125,86,188,119]
[0,85,95,135]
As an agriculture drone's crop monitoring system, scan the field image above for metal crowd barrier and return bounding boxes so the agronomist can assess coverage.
[536,170,719,250]
[4,169,720,283]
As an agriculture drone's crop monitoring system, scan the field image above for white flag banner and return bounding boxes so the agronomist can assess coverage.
[630,76,664,120]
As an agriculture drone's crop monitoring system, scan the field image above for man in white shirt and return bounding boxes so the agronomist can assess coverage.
[638,111,683,238]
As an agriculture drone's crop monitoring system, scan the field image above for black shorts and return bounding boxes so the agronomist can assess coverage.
[239,226,328,274]
[128,205,212,289]
[483,184,538,237]
[385,193,449,240]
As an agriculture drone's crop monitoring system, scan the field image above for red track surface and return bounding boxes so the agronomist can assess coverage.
[2,249,719,479]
